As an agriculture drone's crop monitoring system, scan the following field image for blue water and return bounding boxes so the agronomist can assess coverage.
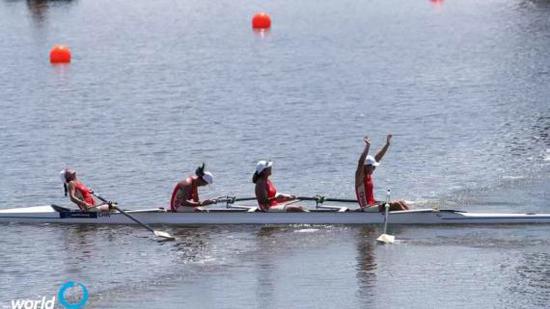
[0,0,549,308]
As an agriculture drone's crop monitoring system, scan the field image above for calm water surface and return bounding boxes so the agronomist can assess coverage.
[0,0,549,308]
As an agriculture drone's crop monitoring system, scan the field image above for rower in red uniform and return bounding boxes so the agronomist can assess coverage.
[355,135,409,212]
[170,164,217,212]
[60,168,111,212]
[253,160,306,212]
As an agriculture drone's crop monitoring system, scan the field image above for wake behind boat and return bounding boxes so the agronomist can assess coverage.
[1,202,550,225]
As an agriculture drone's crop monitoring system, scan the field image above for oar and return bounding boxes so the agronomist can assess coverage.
[324,197,357,203]
[235,196,358,204]
[376,189,395,244]
[93,193,175,241]
[233,197,257,202]
[297,196,357,203]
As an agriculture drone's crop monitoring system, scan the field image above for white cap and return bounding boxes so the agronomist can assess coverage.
[59,170,67,184]
[59,168,75,183]
[364,155,380,167]
[201,171,214,184]
[256,160,273,174]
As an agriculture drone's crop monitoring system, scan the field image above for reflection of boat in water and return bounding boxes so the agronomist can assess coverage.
[2,205,550,225]
[26,0,75,24]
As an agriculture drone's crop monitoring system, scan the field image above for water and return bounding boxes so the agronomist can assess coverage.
[1,0,549,307]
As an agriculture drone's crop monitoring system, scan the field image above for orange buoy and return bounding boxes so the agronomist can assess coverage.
[50,45,71,63]
[252,13,271,29]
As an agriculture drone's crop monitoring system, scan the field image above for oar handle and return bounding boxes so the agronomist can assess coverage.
[92,192,112,205]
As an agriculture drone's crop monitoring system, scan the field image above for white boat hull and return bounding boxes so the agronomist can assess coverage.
[1,205,550,225]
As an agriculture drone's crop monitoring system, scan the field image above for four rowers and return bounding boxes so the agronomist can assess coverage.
[62,134,409,213]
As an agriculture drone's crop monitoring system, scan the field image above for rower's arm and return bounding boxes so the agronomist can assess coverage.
[275,193,295,203]
[255,182,270,211]
[178,181,202,207]
[181,199,202,207]
[180,189,202,207]
[356,141,370,185]
[375,134,392,162]
[67,182,89,209]
[357,143,370,169]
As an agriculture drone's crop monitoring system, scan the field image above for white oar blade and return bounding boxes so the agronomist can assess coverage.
[376,233,395,244]
[154,230,175,241]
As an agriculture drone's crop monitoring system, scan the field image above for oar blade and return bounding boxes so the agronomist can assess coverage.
[376,233,395,244]
[154,230,175,241]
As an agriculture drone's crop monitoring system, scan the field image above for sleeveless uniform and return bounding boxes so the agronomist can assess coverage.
[266,179,278,207]
[257,179,288,212]
[355,174,376,209]
[73,181,95,209]
[170,177,199,212]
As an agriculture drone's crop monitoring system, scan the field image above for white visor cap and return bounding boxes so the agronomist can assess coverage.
[364,155,380,167]
[59,170,67,184]
[256,160,273,174]
[201,171,214,184]
[59,169,75,183]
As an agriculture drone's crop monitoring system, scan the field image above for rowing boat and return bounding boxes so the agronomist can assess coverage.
[1,205,550,225]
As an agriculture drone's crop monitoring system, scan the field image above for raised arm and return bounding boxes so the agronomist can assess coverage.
[357,136,371,168]
[355,136,371,185]
[375,134,392,162]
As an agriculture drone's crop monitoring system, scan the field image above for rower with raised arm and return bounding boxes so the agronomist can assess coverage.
[253,160,306,212]
[355,135,410,212]
[60,168,111,212]
[170,164,217,213]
